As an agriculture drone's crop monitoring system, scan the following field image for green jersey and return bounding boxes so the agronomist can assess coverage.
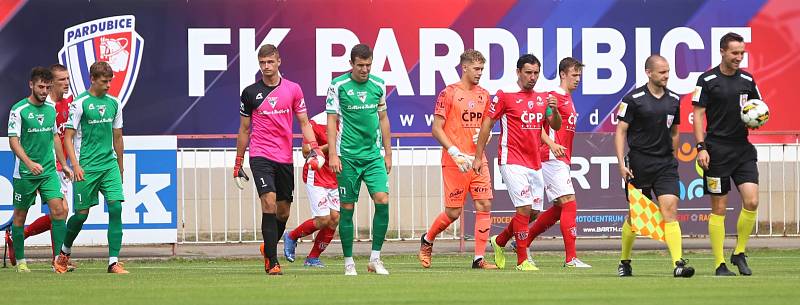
[7,98,58,179]
[65,91,123,172]
[325,72,387,159]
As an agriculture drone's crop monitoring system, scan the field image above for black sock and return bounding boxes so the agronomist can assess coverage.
[262,213,278,267]
[276,218,287,238]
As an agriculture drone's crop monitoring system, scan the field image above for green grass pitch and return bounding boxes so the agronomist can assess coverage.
[2,248,799,305]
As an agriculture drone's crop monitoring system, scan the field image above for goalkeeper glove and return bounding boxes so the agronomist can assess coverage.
[233,155,249,190]
[448,146,475,173]
[306,141,326,170]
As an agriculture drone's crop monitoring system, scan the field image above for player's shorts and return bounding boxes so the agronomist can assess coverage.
[499,164,544,210]
[250,156,294,202]
[306,183,340,217]
[12,172,63,210]
[337,156,388,203]
[73,167,125,211]
[442,164,493,208]
[59,171,73,204]
[542,160,575,202]
[627,151,679,199]
[703,139,759,196]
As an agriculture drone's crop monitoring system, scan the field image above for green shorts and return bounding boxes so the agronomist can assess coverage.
[73,167,125,211]
[337,156,389,203]
[12,172,63,210]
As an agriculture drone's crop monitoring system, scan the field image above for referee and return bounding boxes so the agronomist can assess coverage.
[615,55,694,278]
[692,32,761,276]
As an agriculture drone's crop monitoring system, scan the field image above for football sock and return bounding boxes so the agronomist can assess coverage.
[512,213,530,265]
[425,212,455,243]
[63,212,88,253]
[709,213,726,267]
[289,219,318,240]
[664,221,683,266]
[339,208,355,257]
[12,225,24,261]
[474,211,491,258]
[372,204,389,251]
[262,213,279,265]
[308,226,335,259]
[526,204,561,245]
[560,201,578,262]
[734,208,756,255]
[50,218,66,258]
[620,220,636,261]
[24,214,51,238]
[107,201,123,258]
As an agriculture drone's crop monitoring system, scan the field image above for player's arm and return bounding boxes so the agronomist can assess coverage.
[615,121,632,180]
[53,135,72,179]
[472,116,496,174]
[671,125,680,158]
[546,95,562,131]
[64,102,84,181]
[541,128,565,157]
[692,78,710,169]
[302,143,328,158]
[326,113,340,173]
[113,128,124,175]
[377,96,392,175]
[9,137,42,175]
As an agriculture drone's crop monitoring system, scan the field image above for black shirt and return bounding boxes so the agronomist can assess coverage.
[240,78,281,117]
[617,84,681,157]
[692,66,760,143]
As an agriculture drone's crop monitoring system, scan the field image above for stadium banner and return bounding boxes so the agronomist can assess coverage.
[0,0,797,139]
[464,133,741,237]
[0,136,178,245]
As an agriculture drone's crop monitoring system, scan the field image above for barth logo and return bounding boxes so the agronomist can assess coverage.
[58,15,144,109]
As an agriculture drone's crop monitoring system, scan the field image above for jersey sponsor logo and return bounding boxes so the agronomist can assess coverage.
[257,109,290,116]
[692,86,702,102]
[616,102,628,117]
[88,118,114,125]
[461,109,483,127]
[448,188,465,199]
[666,114,674,127]
[58,15,144,109]
[520,110,544,128]
[344,104,377,111]
[706,176,722,194]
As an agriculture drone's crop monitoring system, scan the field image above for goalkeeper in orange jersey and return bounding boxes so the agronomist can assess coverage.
[418,50,497,270]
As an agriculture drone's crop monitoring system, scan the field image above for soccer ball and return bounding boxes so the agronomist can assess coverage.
[740,99,769,129]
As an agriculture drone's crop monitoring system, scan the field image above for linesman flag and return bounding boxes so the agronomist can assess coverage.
[627,183,665,242]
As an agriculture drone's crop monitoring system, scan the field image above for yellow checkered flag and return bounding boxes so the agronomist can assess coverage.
[627,183,665,242]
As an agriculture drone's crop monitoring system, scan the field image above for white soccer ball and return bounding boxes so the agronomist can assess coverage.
[740,99,769,129]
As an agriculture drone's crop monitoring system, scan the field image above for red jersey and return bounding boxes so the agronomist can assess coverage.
[487,89,549,170]
[48,95,73,171]
[540,87,578,164]
[302,113,337,189]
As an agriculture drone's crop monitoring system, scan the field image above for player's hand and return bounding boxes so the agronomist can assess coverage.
[306,142,326,170]
[619,165,634,181]
[233,156,249,190]
[329,154,342,174]
[547,94,558,109]
[384,153,392,175]
[549,143,567,157]
[471,157,483,175]
[472,128,492,145]
[448,146,474,173]
[72,164,85,181]
[697,150,710,170]
[62,166,74,181]
[25,161,43,175]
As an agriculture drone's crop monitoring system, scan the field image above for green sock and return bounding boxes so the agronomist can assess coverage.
[50,218,67,258]
[339,208,355,257]
[63,212,89,251]
[372,203,389,251]
[108,201,123,258]
[12,225,24,262]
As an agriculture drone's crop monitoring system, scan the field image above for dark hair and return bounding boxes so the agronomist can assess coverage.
[350,44,373,62]
[644,54,667,70]
[720,32,744,50]
[516,54,541,70]
[558,57,583,73]
[258,44,280,58]
[89,61,113,79]
[460,49,486,65]
[49,64,68,73]
[30,66,53,83]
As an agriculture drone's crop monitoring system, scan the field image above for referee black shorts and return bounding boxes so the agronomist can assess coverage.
[627,151,680,199]
[249,156,294,202]
[703,139,759,196]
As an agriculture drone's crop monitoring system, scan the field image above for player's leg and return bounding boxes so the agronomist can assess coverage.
[23,214,51,239]
[703,140,737,276]
[40,172,68,273]
[274,160,294,251]
[62,170,101,261]
[470,162,495,269]
[729,149,759,276]
[493,165,536,270]
[250,157,282,275]
[337,157,362,276]
[657,193,694,277]
[10,178,35,272]
[419,166,466,268]
[287,183,328,263]
[99,167,127,274]
[365,157,390,275]
[306,204,338,268]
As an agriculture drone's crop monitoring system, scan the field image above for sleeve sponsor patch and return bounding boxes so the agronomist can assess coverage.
[691,86,702,102]
[616,102,628,117]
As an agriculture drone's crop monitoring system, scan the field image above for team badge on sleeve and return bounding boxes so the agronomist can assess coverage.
[692,86,702,102]
[617,102,628,117]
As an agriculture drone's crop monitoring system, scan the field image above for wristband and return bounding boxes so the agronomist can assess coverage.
[447,146,461,157]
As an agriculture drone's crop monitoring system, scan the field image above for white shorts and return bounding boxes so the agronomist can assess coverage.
[58,171,72,204]
[499,164,544,210]
[305,183,340,217]
[542,160,575,203]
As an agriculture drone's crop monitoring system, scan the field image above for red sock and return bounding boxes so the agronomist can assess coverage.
[474,211,491,257]
[526,205,562,245]
[495,220,514,247]
[289,219,318,240]
[425,212,455,243]
[560,200,578,262]
[512,213,531,265]
[308,227,335,258]
[24,215,51,238]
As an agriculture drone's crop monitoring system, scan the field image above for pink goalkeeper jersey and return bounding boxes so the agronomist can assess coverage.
[240,78,306,163]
